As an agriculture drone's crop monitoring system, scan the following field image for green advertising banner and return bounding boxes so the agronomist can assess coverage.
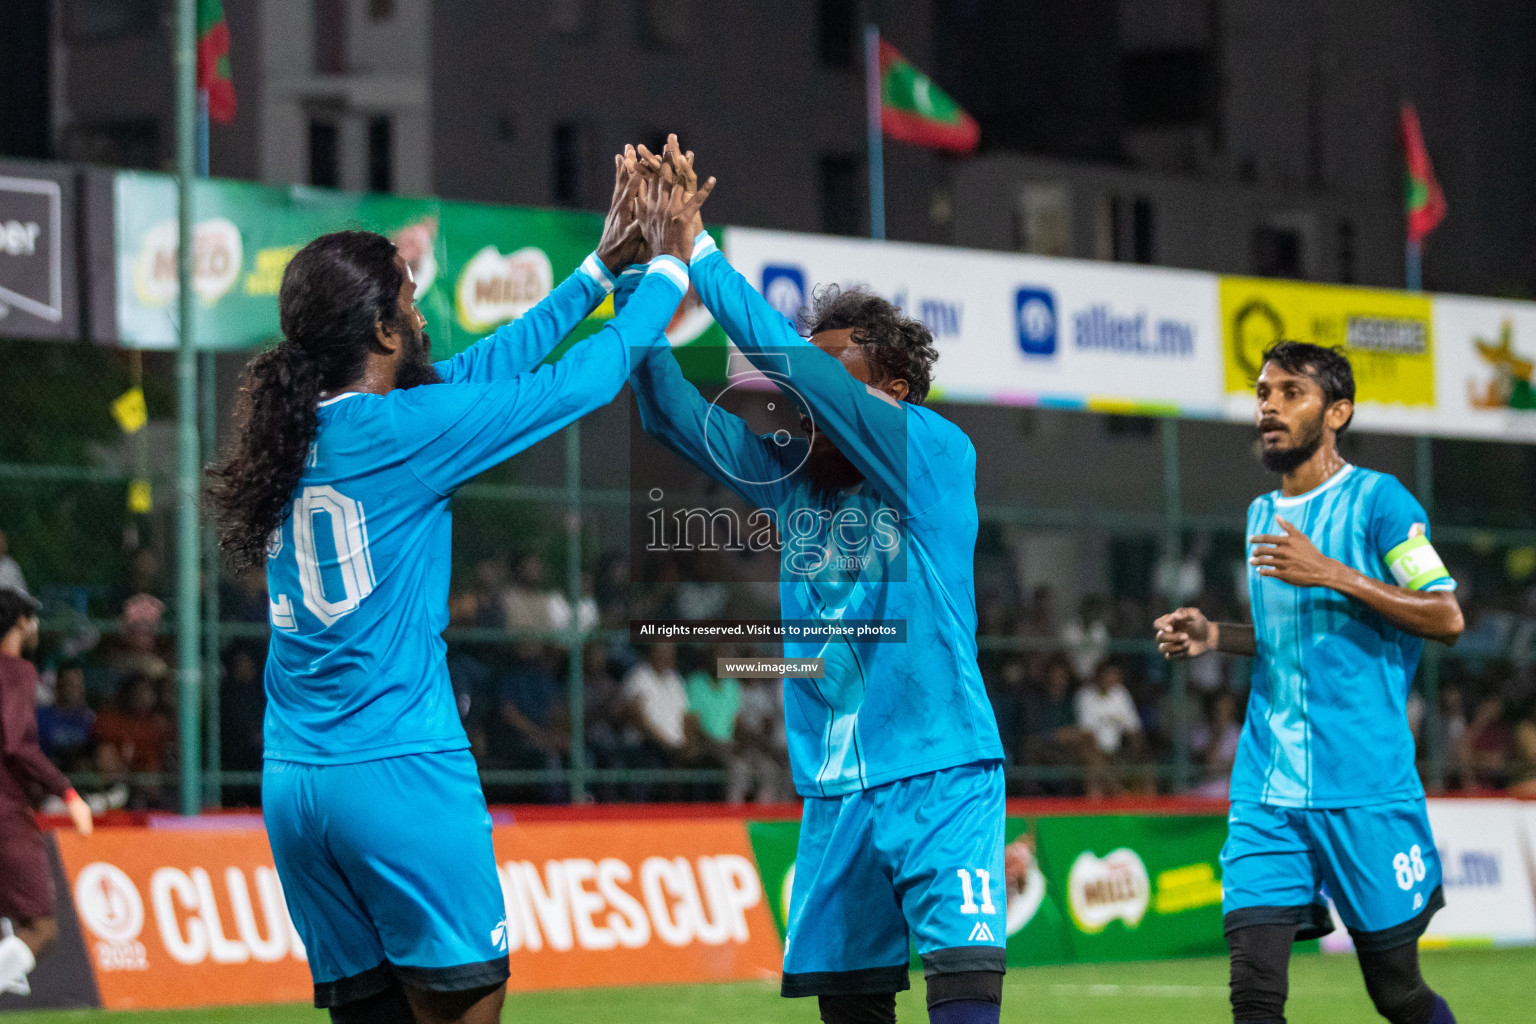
[745,812,1228,970]
[1034,814,1228,963]
[112,172,727,369]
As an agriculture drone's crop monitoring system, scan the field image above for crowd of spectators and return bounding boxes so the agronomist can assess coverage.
[11,522,1536,807]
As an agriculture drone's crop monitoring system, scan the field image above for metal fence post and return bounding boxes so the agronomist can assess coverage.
[1162,417,1191,793]
[565,423,587,803]
[201,352,222,807]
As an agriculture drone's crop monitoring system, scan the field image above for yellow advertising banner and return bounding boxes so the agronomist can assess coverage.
[1220,276,1434,407]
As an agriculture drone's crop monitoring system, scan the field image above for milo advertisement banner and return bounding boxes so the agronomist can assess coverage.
[110,172,724,364]
[745,813,1223,969]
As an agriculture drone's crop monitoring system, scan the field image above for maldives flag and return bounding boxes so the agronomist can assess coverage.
[198,0,236,124]
[878,40,979,154]
[1400,103,1445,242]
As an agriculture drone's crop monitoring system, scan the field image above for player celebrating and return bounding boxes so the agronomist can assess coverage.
[628,139,1005,1024]
[0,588,94,998]
[206,156,710,1024]
[1155,342,1461,1024]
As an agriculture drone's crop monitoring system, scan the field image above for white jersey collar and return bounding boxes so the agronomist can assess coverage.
[1274,463,1355,506]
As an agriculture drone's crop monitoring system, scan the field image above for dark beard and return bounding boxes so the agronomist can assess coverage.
[1259,415,1325,474]
[804,440,864,492]
[395,329,443,390]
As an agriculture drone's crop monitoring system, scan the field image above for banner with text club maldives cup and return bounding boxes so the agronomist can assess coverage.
[50,822,780,1011]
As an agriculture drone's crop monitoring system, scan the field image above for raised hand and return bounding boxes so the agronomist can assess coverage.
[1154,607,1214,659]
[596,145,648,273]
[662,136,707,239]
[641,140,715,263]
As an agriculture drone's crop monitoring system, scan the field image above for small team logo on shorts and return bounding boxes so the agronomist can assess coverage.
[490,917,508,953]
[968,922,996,943]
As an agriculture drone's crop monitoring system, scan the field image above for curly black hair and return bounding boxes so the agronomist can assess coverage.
[206,231,409,571]
[1261,340,1356,433]
[799,285,939,404]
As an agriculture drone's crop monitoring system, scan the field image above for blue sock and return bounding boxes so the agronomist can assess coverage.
[1428,994,1456,1024]
[928,1000,1000,1024]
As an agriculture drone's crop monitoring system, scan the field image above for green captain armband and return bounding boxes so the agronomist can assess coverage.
[1385,534,1452,591]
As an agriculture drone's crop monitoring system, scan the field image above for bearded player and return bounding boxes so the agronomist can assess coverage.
[0,588,94,998]
[1155,341,1461,1024]
[626,139,1005,1024]
[207,155,709,1024]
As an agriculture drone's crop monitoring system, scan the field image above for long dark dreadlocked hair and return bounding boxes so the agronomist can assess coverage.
[206,231,410,571]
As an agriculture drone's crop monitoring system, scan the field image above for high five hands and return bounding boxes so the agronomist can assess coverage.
[596,134,714,271]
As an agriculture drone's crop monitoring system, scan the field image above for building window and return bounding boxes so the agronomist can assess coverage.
[553,120,594,207]
[309,120,340,188]
[817,0,858,68]
[65,0,158,42]
[1120,49,1209,127]
[1253,225,1304,279]
[1132,197,1154,264]
[315,0,348,74]
[637,0,688,49]
[1336,219,1356,284]
[368,116,393,193]
[819,154,863,236]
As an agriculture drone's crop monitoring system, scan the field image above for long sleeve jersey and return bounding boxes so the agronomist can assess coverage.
[1,654,71,815]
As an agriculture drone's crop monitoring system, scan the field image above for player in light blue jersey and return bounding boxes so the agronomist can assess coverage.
[624,140,1005,1024]
[1155,342,1463,1024]
[206,155,713,1024]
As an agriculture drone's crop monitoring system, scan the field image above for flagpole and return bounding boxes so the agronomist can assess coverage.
[864,23,885,240]
[196,86,223,809]
[175,0,204,816]
[1406,239,1422,292]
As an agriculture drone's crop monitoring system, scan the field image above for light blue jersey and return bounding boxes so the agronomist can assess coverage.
[626,235,1003,797]
[1233,465,1456,809]
[262,255,686,764]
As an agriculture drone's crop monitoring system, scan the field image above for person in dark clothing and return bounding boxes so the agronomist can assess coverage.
[35,660,95,772]
[0,588,93,996]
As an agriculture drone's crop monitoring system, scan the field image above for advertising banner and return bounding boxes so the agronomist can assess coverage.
[1034,814,1228,963]
[723,227,1224,417]
[1431,294,1536,441]
[1219,276,1435,428]
[49,820,779,1011]
[1422,799,1536,947]
[53,828,312,1010]
[0,159,79,340]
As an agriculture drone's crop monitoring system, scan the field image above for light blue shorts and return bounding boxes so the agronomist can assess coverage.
[1221,798,1444,950]
[781,761,1006,997]
[263,749,509,1007]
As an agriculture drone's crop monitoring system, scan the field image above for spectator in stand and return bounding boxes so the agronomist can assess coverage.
[444,592,492,762]
[219,644,267,804]
[107,548,163,613]
[93,672,173,808]
[1021,584,1058,638]
[96,594,170,692]
[35,660,94,773]
[1437,686,1469,788]
[581,645,629,801]
[987,655,1030,763]
[623,643,692,796]
[0,532,28,597]
[548,571,600,639]
[1192,690,1242,798]
[489,642,566,801]
[732,673,790,804]
[1075,659,1150,797]
[1021,654,1093,796]
[1508,697,1536,798]
[502,553,557,635]
[684,646,741,797]
[1460,693,1511,790]
[1061,595,1110,682]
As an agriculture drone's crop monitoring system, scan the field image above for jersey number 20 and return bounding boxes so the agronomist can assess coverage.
[288,485,377,627]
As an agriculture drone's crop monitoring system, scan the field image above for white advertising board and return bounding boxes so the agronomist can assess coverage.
[1423,799,1536,947]
[723,227,1225,417]
[1432,294,1536,441]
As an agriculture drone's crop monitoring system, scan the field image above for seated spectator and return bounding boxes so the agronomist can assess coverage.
[581,645,629,801]
[0,529,28,596]
[1192,690,1242,798]
[1075,660,1151,797]
[1460,694,1510,790]
[732,674,790,804]
[1060,596,1110,682]
[988,655,1031,763]
[622,644,693,796]
[488,642,567,798]
[96,594,170,691]
[1020,654,1093,796]
[94,673,173,808]
[36,660,95,772]
[502,553,557,635]
[684,646,741,752]
[1508,698,1536,798]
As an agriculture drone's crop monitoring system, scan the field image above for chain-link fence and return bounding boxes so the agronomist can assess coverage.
[7,337,1536,810]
